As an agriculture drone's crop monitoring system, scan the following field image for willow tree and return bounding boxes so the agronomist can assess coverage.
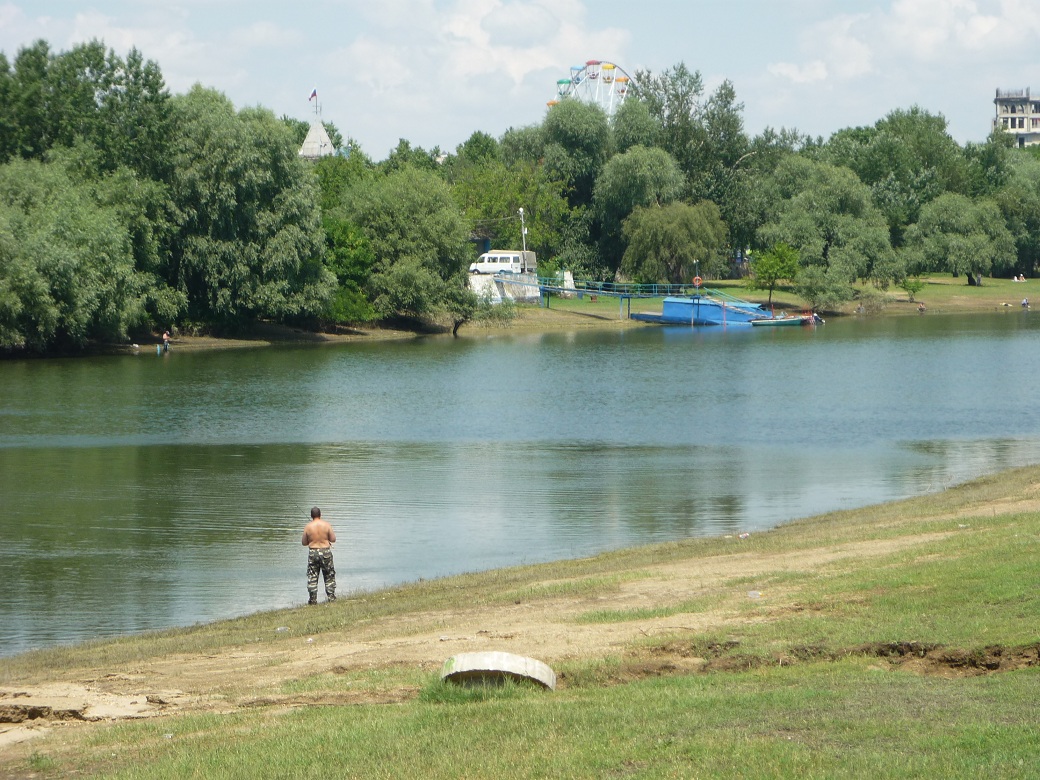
[0,158,152,351]
[903,192,1015,284]
[621,200,727,284]
[167,86,334,325]
[593,145,685,273]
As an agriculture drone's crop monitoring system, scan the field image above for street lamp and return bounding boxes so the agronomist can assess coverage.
[518,207,527,252]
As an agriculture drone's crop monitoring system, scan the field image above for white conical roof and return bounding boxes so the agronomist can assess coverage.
[299,120,335,158]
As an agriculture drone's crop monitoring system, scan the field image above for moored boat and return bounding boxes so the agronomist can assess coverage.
[750,314,816,327]
[632,291,822,327]
[631,294,767,326]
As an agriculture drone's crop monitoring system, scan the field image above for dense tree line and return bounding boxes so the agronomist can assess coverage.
[2,40,1039,353]
[0,40,333,352]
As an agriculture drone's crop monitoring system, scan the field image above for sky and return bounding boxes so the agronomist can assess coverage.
[4,1,1040,160]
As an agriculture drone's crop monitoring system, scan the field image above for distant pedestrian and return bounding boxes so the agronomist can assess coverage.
[162,330,171,352]
[301,507,336,604]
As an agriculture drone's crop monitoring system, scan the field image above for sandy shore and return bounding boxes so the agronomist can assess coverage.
[126,306,652,354]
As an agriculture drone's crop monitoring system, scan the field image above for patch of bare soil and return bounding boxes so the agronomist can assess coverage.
[1,521,1033,770]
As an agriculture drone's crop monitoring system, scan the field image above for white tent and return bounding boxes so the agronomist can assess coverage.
[298,120,335,159]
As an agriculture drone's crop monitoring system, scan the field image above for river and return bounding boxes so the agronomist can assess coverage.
[2,311,1039,656]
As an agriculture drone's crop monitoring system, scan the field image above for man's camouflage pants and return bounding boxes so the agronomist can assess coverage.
[307,548,336,604]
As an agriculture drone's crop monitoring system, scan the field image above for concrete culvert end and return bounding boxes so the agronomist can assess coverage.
[441,651,556,691]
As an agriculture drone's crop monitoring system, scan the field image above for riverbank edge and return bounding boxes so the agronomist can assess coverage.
[6,274,1036,358]
[105,274,1040,355]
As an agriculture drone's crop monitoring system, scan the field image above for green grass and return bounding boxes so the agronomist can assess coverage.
[6,465,1040,778]
[60,665,1040,779]
[529,274,1040,322]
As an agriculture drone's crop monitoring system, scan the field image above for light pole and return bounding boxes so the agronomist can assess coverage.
[518,207,527,252]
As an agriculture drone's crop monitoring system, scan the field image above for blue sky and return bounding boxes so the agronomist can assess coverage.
[5,1,1040,159]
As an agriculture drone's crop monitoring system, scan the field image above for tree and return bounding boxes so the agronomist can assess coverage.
[342,166,471,323]
[167,86,334,325]
[450,158,569,261]
[611,98,659,153]
[995,151,1040,276]
[758,156,896,290]
[0,158,153,351]
[635,62,704,182]
[6,40,51,161]
[694,80,755,250]
[747,242,800,304]
[0,53,14,162]
[593,145,685,273]
[541,99,611,209]
[367,258,448,321]
[963,131,1014,197]
[282,115,309,146]
[899,276,925,302]
[454,131,500,166]
[313,146,375,213]
[9,41,173,180]
[380,139,440,175]
[499,124,543,168]
[903,192,1015,283]
[794,265,853,312]
[620,201,727,284]
[819,107,966,246]
[321,215,376,323]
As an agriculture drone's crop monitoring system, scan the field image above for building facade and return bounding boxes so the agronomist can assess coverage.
[994,88,1040,147]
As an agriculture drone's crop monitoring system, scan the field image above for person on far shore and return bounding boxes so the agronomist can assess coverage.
[301,507,336,604]
[162,329,171,352]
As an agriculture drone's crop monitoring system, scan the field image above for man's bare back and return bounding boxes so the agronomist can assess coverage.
[302,516,336,549]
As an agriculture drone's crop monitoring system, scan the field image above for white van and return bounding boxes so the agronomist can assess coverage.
[469,251,536,275]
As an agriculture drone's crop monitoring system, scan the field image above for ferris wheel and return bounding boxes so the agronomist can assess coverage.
[548,60,634,115]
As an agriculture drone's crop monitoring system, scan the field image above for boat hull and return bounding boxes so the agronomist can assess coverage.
[749,316,810,327]
[632,295,767,326]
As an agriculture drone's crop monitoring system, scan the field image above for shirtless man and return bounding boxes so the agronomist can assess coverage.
[301,507,336,604]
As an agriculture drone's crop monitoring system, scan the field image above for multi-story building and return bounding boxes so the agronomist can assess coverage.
[994,88,1040,147]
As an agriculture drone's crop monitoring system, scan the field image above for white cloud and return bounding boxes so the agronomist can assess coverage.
[884,0,990,59]
[768,60,828,84]
[881,0,1040,61]
[767,12,873,87]
[317,0,630,151]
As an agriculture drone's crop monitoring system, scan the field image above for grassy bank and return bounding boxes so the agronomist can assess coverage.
[524,273,1040,324]
[3,465,1040,778]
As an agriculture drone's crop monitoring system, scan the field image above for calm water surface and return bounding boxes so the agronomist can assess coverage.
[2,311,1039,655]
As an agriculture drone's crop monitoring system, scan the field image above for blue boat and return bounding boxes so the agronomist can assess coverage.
[631,292,821,328]
[632,293,769,326]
